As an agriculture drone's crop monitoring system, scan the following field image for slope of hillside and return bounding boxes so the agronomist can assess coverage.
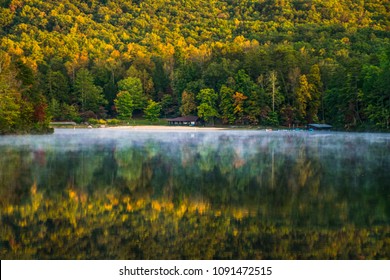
[1,0,389,131]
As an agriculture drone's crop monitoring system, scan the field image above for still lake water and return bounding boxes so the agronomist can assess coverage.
[0,128,389,259]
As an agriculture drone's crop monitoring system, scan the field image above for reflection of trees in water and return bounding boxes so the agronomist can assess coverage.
[115,148,144,191]
[0,148,34,205]
[0,132,389,258]
[0,133,389,226]
[0,188,388,259]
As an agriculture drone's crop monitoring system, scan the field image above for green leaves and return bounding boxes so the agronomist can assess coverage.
[219,85,235,124]
[197,88,219,124]
[117,77,146,110]
[144,100,162,123]
[295,74,311,121]
[75,68,106,113]
[114,91,134,120]
[0,0,389,130]
[360,54,390,129]
[115,77,152,120]
[0,52,29,133]
[0,90,21,132]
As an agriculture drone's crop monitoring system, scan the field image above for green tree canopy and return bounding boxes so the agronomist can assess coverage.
[219,85,235,124]
[197,88,219,125]
[144,100,162,123]
[75,68,106,114]
[0,0,389,130]
[295,75,312,122]
[117,77,146,111]
[114,91,134,120]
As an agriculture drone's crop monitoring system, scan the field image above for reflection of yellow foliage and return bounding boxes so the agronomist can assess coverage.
[150,211,159,222]
[152,200,162,211]
[30,186,43,213]
[126,203,133,212]
[75,228,85,236]
[19,206,27,218]
[5,205,14,215]
[104,204,112,211]
[37,212,46,221]
[176,204,187,217]
[68,189,78,201]
[31,195,42,212]
[164,202,174,211]
[232,208,249,220]
[106,194,119,206]
[0,190,387,260]
[121,214,128,222]
[188,201,208,214]
[19,220,27,227]
[70,217,77,227]
[31,182,37,195]
[136,199,146,208]
[112,198,119,206]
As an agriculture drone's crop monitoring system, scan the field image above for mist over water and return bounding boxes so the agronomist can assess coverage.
[1,129,389,216]
[1,128,389,259]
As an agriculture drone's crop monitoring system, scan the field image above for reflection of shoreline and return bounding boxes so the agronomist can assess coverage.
[104,125,228,131]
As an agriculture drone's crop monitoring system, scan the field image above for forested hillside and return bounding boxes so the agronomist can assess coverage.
[1,0,389,131]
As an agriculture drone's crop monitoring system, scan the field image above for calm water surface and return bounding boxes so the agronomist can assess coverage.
[0,129,389,259]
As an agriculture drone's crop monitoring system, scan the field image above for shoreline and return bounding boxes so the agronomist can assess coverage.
[50,124,390,133]
[104,125,228,131]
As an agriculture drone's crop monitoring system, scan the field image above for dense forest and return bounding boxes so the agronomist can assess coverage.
[0,0,389,132]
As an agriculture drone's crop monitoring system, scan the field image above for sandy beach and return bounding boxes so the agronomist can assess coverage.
[105,125,228,131]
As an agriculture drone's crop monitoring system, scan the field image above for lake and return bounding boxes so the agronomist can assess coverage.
[0,128,389,259]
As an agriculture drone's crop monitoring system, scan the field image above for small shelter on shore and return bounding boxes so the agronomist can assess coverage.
[167,116,199,126]
[307,123,333,131]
